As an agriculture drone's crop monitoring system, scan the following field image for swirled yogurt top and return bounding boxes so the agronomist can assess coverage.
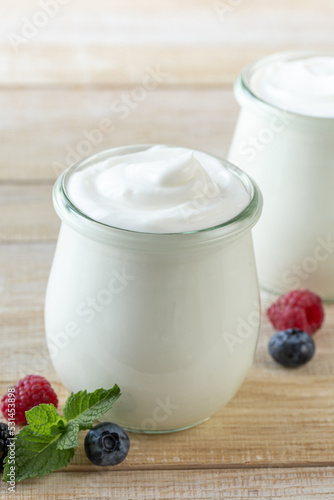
[249,54,334,117]
[65,145,250,233]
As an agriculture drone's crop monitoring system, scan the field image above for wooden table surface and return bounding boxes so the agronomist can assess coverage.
[1,1,334,498]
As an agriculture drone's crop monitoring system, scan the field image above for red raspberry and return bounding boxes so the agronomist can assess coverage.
[0,375,58,425]
[267,289,324,335]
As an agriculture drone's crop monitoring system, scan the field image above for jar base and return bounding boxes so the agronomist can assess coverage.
[121,417,210,435]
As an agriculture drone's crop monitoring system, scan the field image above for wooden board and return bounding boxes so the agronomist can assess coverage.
[1,1,334,497]
[0,88,238,182]
[0,185,59,242]
[7,468,334,500]
[0,0,333,86]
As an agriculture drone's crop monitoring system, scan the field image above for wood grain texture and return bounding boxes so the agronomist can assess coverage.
[1,467,334,500]
[0,0,333,86]
[1,2,334,496]
[0,185,59,242]
[3,46,331,88]
[0,88,238,181]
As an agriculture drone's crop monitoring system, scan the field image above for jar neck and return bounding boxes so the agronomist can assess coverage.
[234,50,334,133]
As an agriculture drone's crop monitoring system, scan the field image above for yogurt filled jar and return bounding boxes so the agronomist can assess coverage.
[228,51,334,300]
[45,144,262,433]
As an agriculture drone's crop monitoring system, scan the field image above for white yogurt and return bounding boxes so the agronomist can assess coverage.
[250,55,334,117]
[66,145,250,233]
[228,52,334,299]
[45,145,262,432]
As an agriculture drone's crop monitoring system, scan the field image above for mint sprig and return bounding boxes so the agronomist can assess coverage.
[2,384,121,483]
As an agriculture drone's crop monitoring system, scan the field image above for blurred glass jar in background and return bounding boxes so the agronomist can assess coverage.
[228,51,334,300]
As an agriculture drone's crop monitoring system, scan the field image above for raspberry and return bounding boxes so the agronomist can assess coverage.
[0,375,58,425]
[267,289,324,335]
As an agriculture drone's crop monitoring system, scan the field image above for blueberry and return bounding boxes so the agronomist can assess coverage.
[84,422,130,466]
[268,328,315,367]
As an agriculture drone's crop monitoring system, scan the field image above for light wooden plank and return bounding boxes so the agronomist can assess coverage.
[0,88,238,181]
[0,244,56,379]
[0,1,333,85]
[1,468,334,500]
[1,244,334,468]
[3,0,333,18]
[1,46,333,88]
[0,185,60,242]
[0,243,54,310]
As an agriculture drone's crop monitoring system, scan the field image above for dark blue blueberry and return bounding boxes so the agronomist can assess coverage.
[268,328,315,367]
[84,422,130,466]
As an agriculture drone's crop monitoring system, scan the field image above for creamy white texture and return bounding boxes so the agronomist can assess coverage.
[66,145,250,233]
[250,55,334,117]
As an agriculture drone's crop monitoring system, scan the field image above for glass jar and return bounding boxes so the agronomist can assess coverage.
[45,145,262,433]
[228,52,334,300]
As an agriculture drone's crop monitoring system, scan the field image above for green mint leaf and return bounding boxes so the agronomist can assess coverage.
[2,426,75,482]
[56,420,80,450]
[25,404,66,437]
[62,385,121,429]
[2,385,121,483]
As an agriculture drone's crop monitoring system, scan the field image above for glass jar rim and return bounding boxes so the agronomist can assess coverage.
[236,50,334,122]
[53,144,262,247]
